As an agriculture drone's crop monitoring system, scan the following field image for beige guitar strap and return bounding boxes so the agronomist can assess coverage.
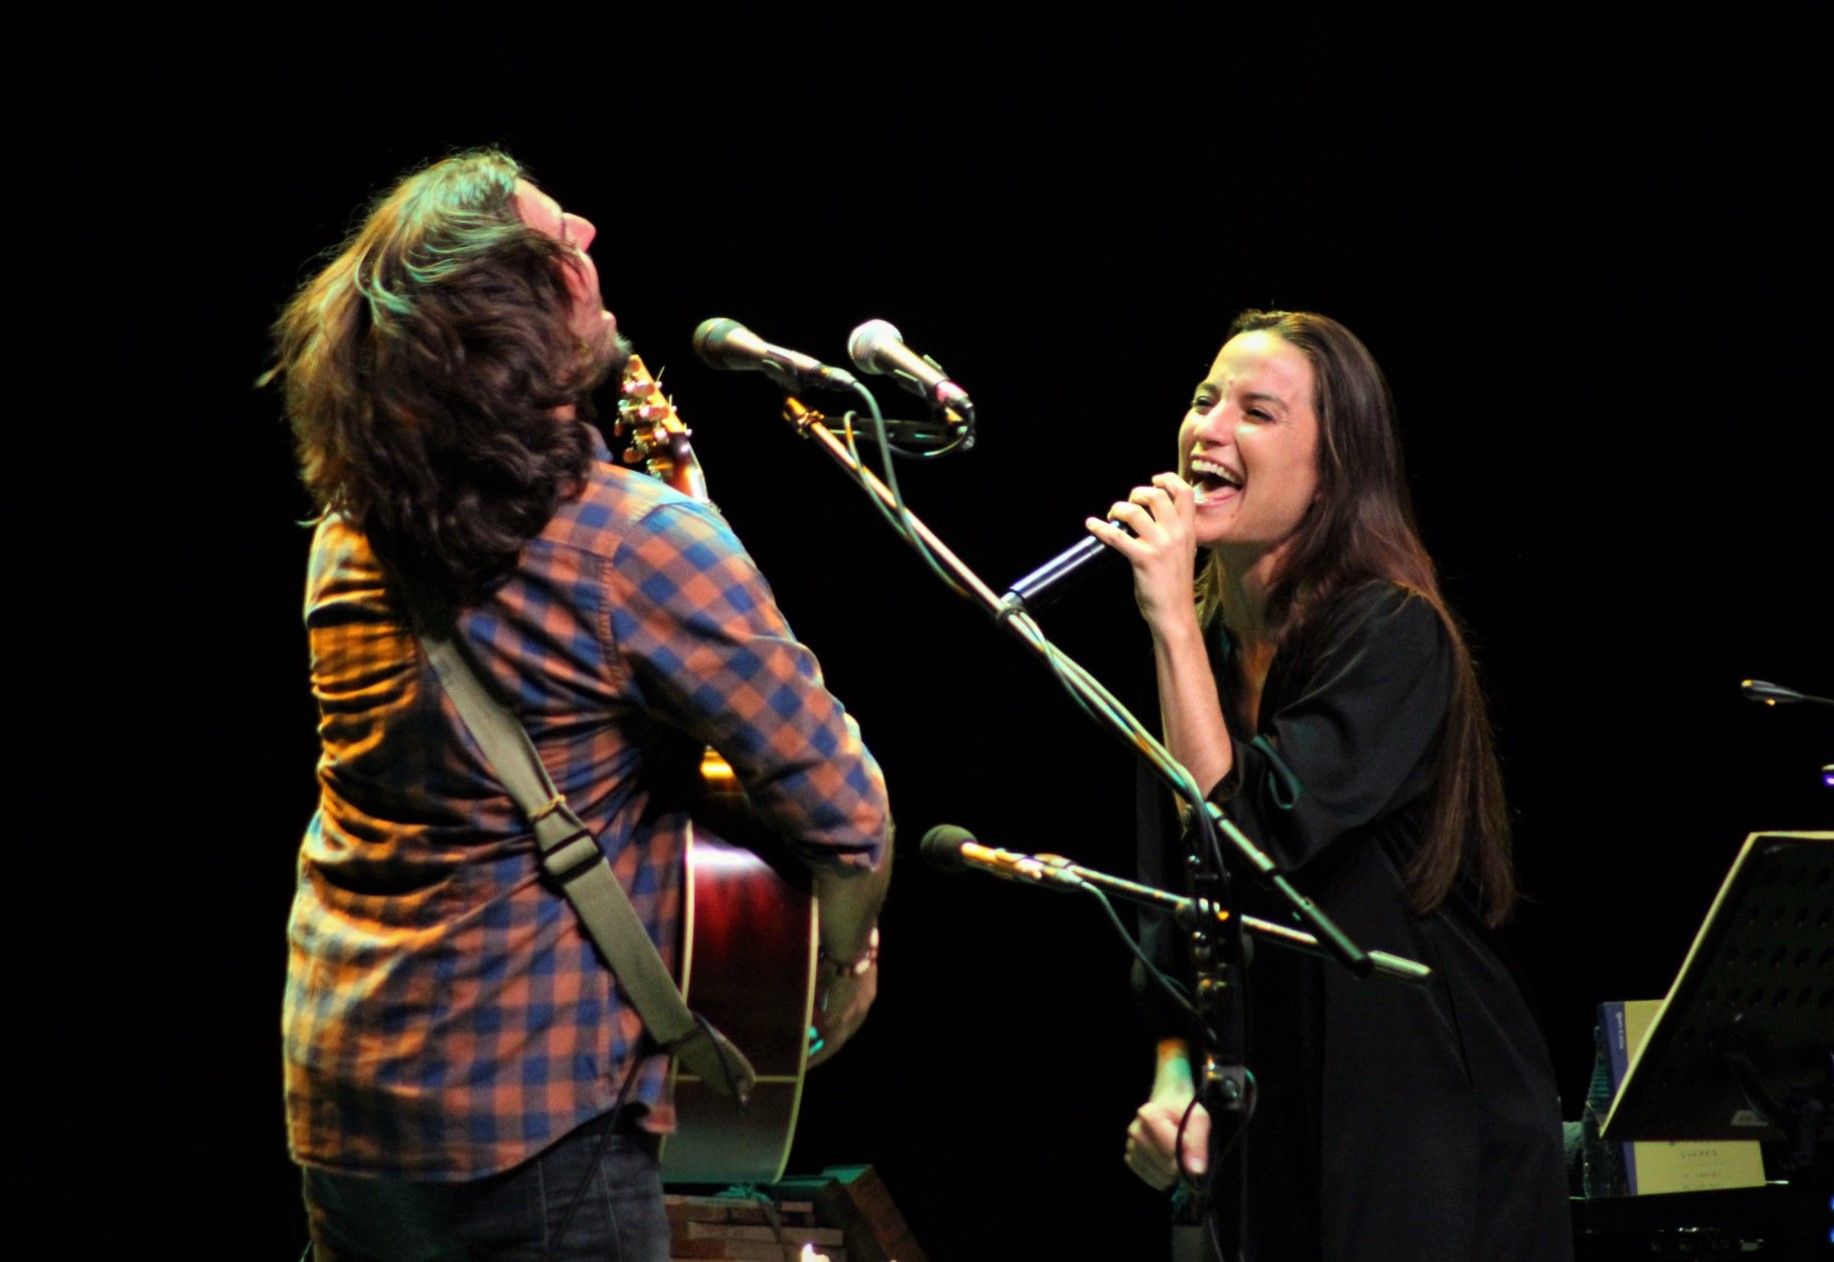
[404,585,757,1106]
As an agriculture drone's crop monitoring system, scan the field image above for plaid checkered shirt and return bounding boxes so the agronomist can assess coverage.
[283,430,889,1180]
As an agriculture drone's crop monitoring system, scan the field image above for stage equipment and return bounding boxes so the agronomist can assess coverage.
[1582,831,1832,1259]
[695,316,971,458]
[846,319,976,423]
[668,1167,928,1262]
[921,825,1432,984]
[1739,677,1834,790]
[1601,831,1831,1149]
[692,317,859,393]
[766,1166,929,1262]
[1740,678,1834,708]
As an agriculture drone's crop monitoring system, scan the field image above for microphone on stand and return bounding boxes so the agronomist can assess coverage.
[920,824,1082,890]
[1740,678,1834,707]
[692,317,860,393]
[921,824,1433,983]
[1740,679,1834,789]
[846,320,976,423]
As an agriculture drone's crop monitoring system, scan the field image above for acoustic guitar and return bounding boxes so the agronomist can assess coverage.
[615,355,820,1185]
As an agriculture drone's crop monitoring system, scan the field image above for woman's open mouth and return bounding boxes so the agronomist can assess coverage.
[1188,456,1243,506]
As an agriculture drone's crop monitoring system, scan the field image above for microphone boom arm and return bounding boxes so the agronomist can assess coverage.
[939,835,1429,985]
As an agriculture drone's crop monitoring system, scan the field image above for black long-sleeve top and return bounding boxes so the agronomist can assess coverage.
[1137,579,1572,1261]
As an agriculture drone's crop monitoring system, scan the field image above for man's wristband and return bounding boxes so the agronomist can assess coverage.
[818,925,879,981]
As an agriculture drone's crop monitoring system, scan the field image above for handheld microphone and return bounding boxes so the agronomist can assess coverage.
[1000,526,1132,616]
[846,320,975,421]
[692,318,859,393]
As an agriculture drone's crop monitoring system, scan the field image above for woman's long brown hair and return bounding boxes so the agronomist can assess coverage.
[1196,310,1517,926]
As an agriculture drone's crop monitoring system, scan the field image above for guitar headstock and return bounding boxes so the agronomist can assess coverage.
[616,353,710,503]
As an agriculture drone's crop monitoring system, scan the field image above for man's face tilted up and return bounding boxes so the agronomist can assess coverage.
[511,178,623,380]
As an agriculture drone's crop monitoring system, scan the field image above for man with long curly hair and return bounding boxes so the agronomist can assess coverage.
[265,149,891,1260]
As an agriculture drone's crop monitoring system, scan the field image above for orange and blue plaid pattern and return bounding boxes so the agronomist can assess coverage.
[284,434,888,1180]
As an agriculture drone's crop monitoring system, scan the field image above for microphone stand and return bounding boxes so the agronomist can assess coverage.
[775,394,1395,979]
[775,393,1425,1261]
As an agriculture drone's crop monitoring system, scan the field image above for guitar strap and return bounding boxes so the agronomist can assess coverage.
[402,583,757,1107]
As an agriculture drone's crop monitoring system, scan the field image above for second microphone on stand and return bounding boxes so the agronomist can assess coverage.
[847,320,976,424]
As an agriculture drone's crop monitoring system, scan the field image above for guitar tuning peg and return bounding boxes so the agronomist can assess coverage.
[620,448,644,465]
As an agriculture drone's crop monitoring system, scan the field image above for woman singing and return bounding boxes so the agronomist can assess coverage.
[1097,311,1571,1260]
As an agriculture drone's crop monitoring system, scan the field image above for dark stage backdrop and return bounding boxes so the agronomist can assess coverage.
[32,12,1827,1258]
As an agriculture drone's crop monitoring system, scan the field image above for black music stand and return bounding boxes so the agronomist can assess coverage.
[1602,831,1832,1156]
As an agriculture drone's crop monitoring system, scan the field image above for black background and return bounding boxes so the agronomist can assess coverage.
[31,11,1829,1257]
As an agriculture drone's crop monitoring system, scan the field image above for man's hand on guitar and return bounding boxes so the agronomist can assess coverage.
[808,927,879,1067]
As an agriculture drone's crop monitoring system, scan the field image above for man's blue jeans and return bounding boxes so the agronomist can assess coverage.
[301,1111,669,1261]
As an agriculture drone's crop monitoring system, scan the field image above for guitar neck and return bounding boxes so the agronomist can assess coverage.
[617,353,710,504]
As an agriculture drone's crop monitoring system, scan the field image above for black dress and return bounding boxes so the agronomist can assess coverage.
[1139,580,1572,1262]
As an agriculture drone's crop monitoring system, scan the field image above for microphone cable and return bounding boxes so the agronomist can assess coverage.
[832,382,972,601]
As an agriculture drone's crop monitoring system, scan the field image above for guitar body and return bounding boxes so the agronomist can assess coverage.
[665,828,818,1184]
[617,359,820,1185]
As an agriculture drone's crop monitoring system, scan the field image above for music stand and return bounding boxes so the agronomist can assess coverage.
[1602,831,1832,1150]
